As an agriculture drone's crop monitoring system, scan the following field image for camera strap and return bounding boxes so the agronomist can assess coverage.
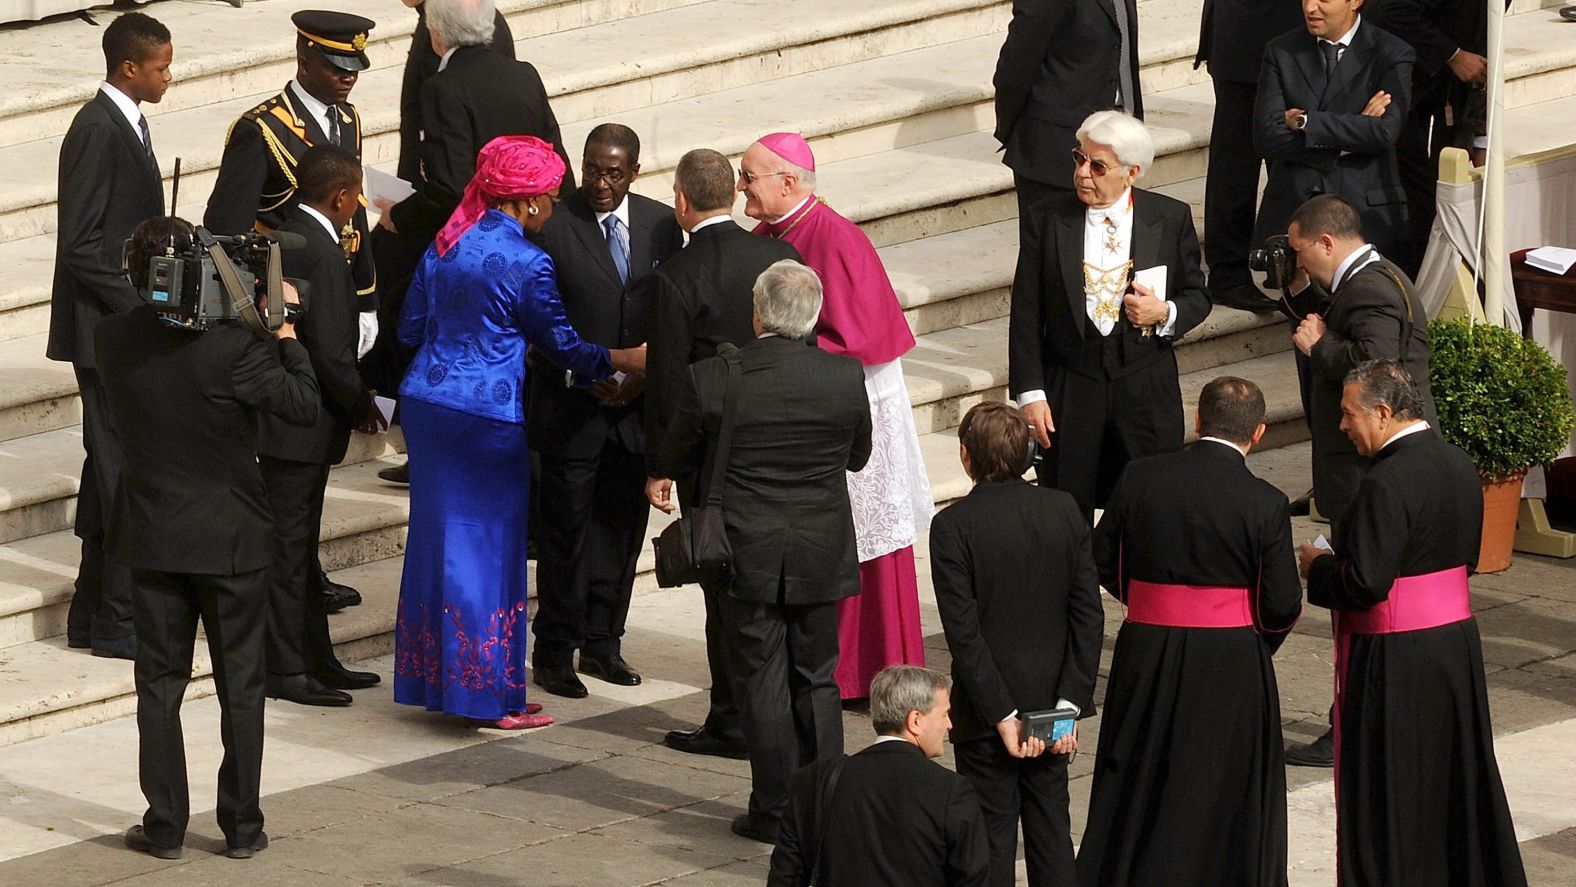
[205,239,283,341]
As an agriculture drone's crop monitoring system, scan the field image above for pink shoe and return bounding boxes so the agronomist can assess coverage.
[494,712,554,730]
[525,702,543,715]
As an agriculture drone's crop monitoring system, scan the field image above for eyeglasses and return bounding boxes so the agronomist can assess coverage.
[583,166,628,186]
[1071,148,1125,177]
[738,169,789,186]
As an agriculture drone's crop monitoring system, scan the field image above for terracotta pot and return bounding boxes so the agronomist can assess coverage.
[1477,473,1525,574]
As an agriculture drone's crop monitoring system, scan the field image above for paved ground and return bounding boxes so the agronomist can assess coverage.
[1,485,1574,886]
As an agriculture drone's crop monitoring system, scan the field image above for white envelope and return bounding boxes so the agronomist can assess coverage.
[372,395,397,434]
[364,166,415,212]
[1133,265,1168,302]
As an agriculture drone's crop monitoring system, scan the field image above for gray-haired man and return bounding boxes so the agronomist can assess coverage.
[651,260,872,844]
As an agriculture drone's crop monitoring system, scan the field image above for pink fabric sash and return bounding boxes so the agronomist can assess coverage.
[1124,580,1255,628]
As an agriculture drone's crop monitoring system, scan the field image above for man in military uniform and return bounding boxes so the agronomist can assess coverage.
[205,10,377,614]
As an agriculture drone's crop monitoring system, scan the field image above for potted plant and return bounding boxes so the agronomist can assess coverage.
[1428,316,1575,572]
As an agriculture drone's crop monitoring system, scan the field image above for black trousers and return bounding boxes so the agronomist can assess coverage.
[954,736,1076,887]
[718,593,842,829]
[1205,77,1265,290]
[699,572,745,744]
[531,434,649,667]
[1014,174,1070,223]
[258,456,337,679]
[1393,77,1458,278]
[68,366,135,646]
[132,566,267,849]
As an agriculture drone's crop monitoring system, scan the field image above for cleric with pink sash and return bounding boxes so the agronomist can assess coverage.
[1301,361,1525,887]
[738,132,933,698]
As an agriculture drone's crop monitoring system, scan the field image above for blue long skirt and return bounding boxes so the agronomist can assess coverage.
[392,399,533,720]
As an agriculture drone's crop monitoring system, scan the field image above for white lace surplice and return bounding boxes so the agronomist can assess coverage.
[848,358,935,563]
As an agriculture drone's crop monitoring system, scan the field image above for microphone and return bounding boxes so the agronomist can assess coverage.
[265,230,309,250]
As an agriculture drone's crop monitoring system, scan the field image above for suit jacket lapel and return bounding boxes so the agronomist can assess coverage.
[1293,39,1326,96]
[1056,209,1086,339]
[627,200,657,281]
[566,196,624,287]
[1323,25,1368,104]
[95,91,161,202]
[282,87,332,148]
[1130,195,1163,281]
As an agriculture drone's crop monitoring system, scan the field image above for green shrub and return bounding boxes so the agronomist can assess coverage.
[1428,316,1575,482]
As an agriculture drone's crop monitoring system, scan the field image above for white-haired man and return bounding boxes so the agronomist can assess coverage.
[652,259,873,845]
[1008,110,1212,521]
[737,132,932,703]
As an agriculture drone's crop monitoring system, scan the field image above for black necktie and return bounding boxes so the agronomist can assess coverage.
[327,107,343,149]
[137,115,156,172]
[1320,41,1342,78]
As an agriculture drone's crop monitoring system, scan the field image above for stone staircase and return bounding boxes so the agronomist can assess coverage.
[0,0,1569,746]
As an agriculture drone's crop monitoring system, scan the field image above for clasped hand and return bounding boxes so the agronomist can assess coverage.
[1123,282,1167,327]
[1292,313,1327,356]
[998,717,1077,760]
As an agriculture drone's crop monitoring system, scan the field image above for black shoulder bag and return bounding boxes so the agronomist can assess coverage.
[652,345,741,588]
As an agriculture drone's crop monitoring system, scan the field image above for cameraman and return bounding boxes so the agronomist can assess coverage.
[258,144,386,708]
[1281,194,1436,768]
[97,216,318,860]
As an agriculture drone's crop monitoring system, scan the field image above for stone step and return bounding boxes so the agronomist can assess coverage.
[0,0,1016,244]
[0,361,1309,748]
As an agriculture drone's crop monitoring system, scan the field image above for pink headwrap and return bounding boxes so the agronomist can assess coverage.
[435,135,566,257]
[758,132,816,172]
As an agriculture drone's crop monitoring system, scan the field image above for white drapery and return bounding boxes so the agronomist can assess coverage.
[0,0,105,25]
[847,358,934,563]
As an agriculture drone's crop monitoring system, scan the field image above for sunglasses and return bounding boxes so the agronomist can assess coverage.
[1071,148,1125,177]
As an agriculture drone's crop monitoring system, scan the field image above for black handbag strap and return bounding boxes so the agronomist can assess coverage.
[703,344,744,508]
[807,755,846,887]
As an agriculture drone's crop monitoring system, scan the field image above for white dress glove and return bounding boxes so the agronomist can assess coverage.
[357,311,379,360]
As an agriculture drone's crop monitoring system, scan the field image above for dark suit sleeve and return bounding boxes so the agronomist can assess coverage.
[1253,47,1306,161]
[992,0,1063,146]
[56,119,143,313]
[847,372,873,472]
[492,10,517,57]
[1164,203,1211,340]
[1307,472,1406,610]
[391,77,470,238]
[1058,514,1104,713]
[296,250,372,424]
[644,272,693,474]
[1307,275,1409,384]
[655,362,710,481]
[1302,45,1414,154]
[1255,493,1303,650]
[1008,204,1047,398]
[945,779,992,887]
[521,62,576,193]
[230,334,320,426]
[930,514,1016,726]
[1367,0,1459,77]
[203,119,267,235]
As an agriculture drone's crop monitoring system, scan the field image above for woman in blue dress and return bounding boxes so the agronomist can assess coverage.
[391,136,645,729]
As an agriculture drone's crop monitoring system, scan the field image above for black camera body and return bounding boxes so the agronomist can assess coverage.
[1248,234,1298,291]
[140,227,303,337]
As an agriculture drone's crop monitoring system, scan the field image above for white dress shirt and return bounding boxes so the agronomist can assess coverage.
[299,204,341,243]
[1332,244,1381,291]
[1378,420,1431,453]
[688,214,732,237]
[594,196,631,237]
[1200,436,1249,457]
[437,47,459,72]
[289,80,338,145]
[98,82,146,147]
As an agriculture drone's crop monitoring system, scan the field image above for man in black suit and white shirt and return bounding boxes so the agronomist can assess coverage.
[100,217,319,861]
[1251,0,1414,259]
[1008,111,1212,522]
[994,0,1142,217]
[653,260,872,844]
[47,12,172,661]
[643,149,800,761]
[768,665,991,886]
[258,146,385,708]
[529,124,684,698]
[930,401,1102,887]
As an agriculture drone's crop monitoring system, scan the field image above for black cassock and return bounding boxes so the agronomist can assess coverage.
[1307,429,1526,887]
[1082,442,1302,887]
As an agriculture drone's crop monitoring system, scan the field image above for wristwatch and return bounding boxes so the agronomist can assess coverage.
[1292,112,1309,132]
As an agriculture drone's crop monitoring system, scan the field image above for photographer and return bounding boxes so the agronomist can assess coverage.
[1281,194,1436,769]
[258,144,387,708]
[98,216,318,860]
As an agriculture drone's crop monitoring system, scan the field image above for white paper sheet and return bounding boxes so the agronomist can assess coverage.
[363,166,414,212]
[1133,265,1168,302]
[372,395,397,434]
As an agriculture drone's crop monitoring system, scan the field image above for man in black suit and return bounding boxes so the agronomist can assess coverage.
[258,146,385,708]
[1081,377,1301,887]
[643,148,800,760]
[379,0,573,253]
[1195,0,1305,311]
[205,11,381,614]
[768,666,991,886]
[529,124,683,698]
[930,402,1102,887]
[653,260,872,843]
[994,0,1142,218]
[1252,0,1415,259]
[364,0,516,414]
[1366,0,1495,276]
[100,217,319,861]
[1008,111,1212,522]
[46,12,172,661]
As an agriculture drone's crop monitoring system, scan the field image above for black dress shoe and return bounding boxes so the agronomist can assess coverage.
[314,665,381,690]
[92,637,138,660]
[663,726,750,760]
[1286,727,1335,768]
[579,654,642,686]
[378,462,410,486]
[67,635,91,650]
[533,664,589,698]
[1561,5,1576,22]
[1289,489,1313,517]
[268,674,352,707]
[730,813,778,845]
[1211,282,1281,314]
[320,571,362,608]
[124,825,181,860]
[226,831,268,859]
